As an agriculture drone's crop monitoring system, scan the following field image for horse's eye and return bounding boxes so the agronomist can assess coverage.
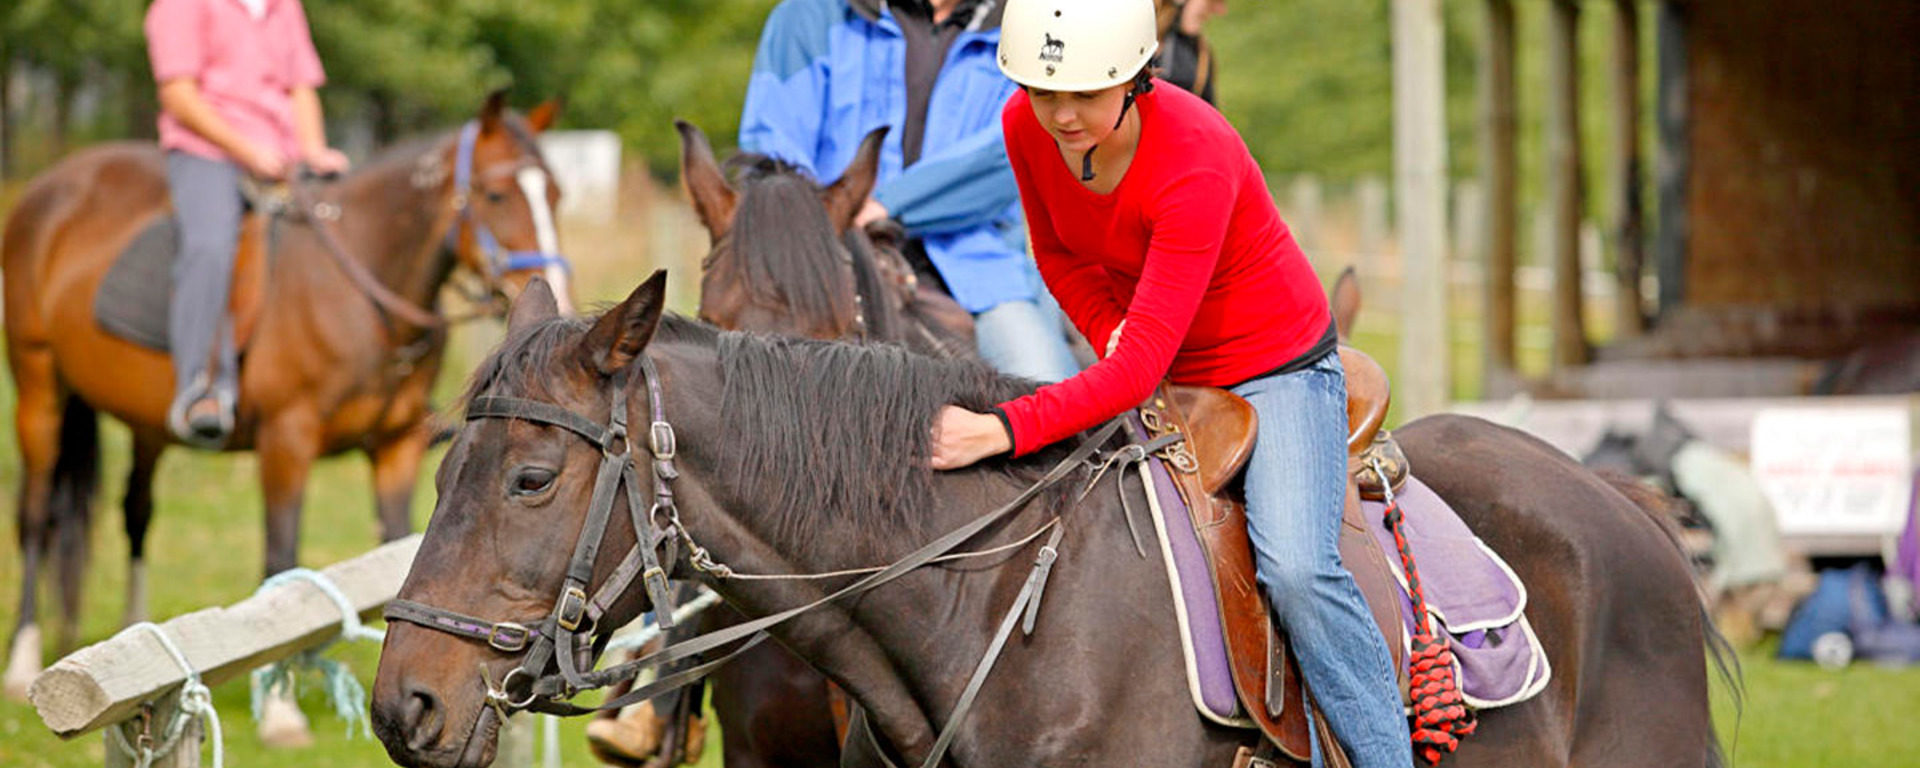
[510,467,555,497]
[484,190,507,204]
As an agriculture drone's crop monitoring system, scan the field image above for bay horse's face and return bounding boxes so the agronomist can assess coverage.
[676,120,884,338]
[449,94,578,315]
[372,274,689,767]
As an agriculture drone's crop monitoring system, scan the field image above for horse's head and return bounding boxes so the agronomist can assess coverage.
[370,268,1024,765]
[371,272,695,766]
[676,120,887,339]
[442,92,578,315]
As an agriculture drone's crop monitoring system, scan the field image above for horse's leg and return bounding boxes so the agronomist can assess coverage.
[257,407,323,576]
[3,355,64,700]
[120,432,167,627]
[368,424,431,542]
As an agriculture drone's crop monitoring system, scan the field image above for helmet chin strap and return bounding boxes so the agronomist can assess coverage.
[1080,88,1139,182]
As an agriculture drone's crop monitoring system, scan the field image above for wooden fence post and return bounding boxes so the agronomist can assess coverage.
[1393,0,1451,418]
[102,696,201,768]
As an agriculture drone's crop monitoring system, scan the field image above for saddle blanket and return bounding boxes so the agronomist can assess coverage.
[1361,476,1551,708]
[95,216,181,352]
[1144,454,1550,725]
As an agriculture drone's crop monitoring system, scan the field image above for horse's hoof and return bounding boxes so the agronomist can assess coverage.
[4,625,43,701]
[585,701,665,765]
[257,691,314,748]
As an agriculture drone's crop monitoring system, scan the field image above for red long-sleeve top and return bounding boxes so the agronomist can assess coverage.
[995,82,1333,457]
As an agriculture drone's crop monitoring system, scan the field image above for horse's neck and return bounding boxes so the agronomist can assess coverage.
[325,157,458,313]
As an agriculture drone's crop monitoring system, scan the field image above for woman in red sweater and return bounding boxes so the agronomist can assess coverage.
[929,0,1411,764]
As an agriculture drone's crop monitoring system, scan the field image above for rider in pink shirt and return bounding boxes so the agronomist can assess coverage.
[144,0,347,446]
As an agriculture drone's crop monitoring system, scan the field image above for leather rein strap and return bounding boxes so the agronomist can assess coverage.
[287,177,449,331]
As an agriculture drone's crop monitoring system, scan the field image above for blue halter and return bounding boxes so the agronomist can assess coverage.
[448,120,572,278]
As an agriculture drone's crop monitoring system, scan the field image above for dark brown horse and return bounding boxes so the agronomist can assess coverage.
[371,276,1731,768]
[679,121,974,359]
[2,93,574,698]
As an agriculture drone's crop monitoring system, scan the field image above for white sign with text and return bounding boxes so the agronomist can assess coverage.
[1750,406,1913,537]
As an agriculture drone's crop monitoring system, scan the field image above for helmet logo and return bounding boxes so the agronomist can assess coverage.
[1039,33,1065,64]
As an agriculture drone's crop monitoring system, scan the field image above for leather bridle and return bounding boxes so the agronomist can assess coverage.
[447,121,572,281]
[384,355,686,715]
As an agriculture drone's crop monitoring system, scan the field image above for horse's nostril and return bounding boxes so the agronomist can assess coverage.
[402,687,445,750]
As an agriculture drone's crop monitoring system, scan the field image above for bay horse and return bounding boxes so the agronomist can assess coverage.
[371,275,1731,768]
[3,92,575,698]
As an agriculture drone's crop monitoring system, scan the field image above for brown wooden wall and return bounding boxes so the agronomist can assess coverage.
[1685,1,1920,311]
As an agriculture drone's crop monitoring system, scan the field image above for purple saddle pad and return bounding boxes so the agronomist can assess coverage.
[1142,437,1549,720]
[1140,449,1247,724]
[1362,476,1551,708]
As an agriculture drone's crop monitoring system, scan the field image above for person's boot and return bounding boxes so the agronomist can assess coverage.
[167,376,234,448]
[585,701,668,767]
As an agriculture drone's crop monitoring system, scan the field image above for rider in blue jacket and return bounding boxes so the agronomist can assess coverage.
[737,0,1079,382]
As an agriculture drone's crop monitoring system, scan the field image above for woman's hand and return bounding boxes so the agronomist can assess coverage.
[236,141,287,180]
[303,146,351,176]
[930,405,1012,470]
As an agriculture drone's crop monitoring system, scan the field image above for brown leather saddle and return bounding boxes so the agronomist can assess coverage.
[1140,346,1410,763]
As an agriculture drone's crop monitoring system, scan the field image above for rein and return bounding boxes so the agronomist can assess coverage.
[385,347,1137,767]
[286,180,446,330]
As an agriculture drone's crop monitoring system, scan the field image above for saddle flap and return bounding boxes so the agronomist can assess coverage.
[1166,385,1257,496]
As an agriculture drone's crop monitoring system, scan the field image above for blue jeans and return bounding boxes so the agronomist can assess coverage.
[973,295,1079,383]
[1232,352,1411,768]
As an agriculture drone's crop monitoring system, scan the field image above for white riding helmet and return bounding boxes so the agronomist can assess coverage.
[997,0,1160,92]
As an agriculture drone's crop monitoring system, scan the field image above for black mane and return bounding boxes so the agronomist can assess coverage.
[715,155,855,327]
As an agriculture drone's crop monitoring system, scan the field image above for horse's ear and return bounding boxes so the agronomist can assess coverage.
[478,89,510,136]
[823,126,887,233]
[676,120,737,241]
[526,99,562,133]
[1330,265,1361,342]
[581,270,669,376]
[508,277,560,334]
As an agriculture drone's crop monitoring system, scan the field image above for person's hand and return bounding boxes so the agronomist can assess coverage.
[304,146,351,176]
[930,405,1012,470]
[855,198,890,229]
[1179,0,1227,35]
[1104,320,1126,357]
[236,141,287,180]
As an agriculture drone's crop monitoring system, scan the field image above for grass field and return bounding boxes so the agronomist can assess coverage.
[2,197,1916,766]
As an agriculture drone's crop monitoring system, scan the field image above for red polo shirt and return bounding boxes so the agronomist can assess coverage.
[146,0,326,163]
[995,82,1332,456]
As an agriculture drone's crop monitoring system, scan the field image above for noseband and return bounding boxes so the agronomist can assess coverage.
[384,355,688,714]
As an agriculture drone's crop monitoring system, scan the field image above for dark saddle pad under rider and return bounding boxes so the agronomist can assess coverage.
[95,212,277,353]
